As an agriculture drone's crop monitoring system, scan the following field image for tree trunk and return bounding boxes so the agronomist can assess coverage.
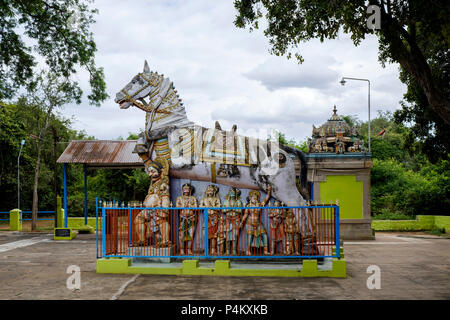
[52,127,58,228]
[31,107,53,231]
[31,139,43,231]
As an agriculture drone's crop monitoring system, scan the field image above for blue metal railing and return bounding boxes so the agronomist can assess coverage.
[96,200,340,260]
[0,210,55,221]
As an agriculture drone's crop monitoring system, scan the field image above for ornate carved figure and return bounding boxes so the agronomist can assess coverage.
[135,156,171,246]
[284,208,300,255]
[240,186,272,255]
[348,138,362,152]
[176,183,198,255]
[200,185,221,255]
[269,200,286,255]
[216,215,227,255]
[313,138,322,153]
[335,138,345,154]
[115,61,311,210]
[223,187,243,255]
[321,138,332,152]
[308,106,366,154]
[115,61,318,252]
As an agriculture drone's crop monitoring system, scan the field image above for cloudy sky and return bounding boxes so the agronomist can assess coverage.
[62,0,406,142]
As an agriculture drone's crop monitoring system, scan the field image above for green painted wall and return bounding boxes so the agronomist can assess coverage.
[320,175,363,219]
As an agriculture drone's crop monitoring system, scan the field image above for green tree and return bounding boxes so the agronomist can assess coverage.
[345,112,450,217]
[274,131,308,152]
[394,39,450,162]
[371,158,449,216]
[0,0,107,105]
[0,101,83,217]
[234,1,450,142]
[25,71,84,230]
[0,105,29,211]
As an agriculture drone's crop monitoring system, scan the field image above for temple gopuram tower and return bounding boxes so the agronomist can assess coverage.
[306,106,374,240]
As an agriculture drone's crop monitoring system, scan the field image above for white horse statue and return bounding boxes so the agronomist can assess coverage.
[115,60,310,207]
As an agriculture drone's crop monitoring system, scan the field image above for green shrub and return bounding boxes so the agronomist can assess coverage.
[371,159,450,216]
[372,209,415,220]
[425,227,446,236]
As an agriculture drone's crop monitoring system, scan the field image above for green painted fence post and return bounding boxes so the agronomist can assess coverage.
[9,209,22,231]
[56,196,64,228]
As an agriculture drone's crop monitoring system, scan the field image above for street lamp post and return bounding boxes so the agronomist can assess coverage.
[340,77,371,154]
[17,139,25,209]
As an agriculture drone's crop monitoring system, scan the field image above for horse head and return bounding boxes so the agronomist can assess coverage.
[115,60,176,113]
[116,61,192,136]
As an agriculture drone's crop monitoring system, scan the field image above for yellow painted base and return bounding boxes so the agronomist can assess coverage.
[53,228,77,240]
[96,258,346,278]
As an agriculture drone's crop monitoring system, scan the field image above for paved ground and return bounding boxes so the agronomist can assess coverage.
[0,230,449,300]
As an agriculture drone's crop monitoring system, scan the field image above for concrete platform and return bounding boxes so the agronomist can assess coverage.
[96,257,345,278]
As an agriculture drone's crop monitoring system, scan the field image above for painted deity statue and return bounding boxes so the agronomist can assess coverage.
[216,215,227,255]
[135,156,171,246]
[240,186,272,255]
[223,187,243,255]
[284,208,300,255]
[268,200,286,255]
[176,183,198,255]
[200,185,221,255]
[335,138,345,154]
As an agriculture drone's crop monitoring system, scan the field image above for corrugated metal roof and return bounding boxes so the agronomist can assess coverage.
[57,140,144,168]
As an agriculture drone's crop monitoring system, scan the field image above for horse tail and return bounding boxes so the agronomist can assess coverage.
[280,144,310,200]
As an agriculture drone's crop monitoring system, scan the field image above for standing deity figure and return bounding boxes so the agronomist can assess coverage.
[223,187,243,255]
[284,208,300,255]
[268,200,286,255]
[321,138,331,152]
[335,138,345,154]
[176,183,198,255]
[135,156,171,246]
[313,138,322,152]
[216,215,227,255]
[200,185,221,255]
[240,186,272,255]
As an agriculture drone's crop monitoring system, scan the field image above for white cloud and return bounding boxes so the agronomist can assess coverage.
[244,55,338,90]
[60,0,407,144]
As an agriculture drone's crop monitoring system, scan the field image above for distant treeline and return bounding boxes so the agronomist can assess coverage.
[1,102,448,218]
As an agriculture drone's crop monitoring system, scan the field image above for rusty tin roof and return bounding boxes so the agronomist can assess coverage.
[57,140,144,168]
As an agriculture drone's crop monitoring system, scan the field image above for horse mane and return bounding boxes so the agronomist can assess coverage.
[143,72,193,131]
